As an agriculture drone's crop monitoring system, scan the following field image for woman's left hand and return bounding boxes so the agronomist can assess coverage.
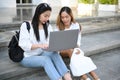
[75,48,80,54]
[41,44,49,49]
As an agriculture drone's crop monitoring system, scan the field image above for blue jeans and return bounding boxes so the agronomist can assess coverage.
[20,51,69,80]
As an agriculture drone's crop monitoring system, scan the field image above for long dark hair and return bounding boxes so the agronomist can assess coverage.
[32,3,52,41]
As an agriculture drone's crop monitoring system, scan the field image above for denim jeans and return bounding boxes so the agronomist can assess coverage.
[20,51,69,80]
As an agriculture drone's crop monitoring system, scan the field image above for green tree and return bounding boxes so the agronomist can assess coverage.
[98,0,118,4]
[78,0,94,4]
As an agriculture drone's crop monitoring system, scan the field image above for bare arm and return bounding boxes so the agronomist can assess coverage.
[31,44,48,50]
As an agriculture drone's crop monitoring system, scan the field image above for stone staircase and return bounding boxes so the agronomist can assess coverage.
[0,16,120,80]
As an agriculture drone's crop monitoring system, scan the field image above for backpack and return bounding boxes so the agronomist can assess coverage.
[8,21,30,62]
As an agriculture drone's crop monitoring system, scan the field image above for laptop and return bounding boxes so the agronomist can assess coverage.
[44,29,79,51]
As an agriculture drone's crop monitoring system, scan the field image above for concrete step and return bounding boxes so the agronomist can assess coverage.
[1,48,120,80]
[81,20,120,35]
[0,28,120,80]
[12,48,120,80]
[81,29,120,56]
[0,15,120,32]
[90,48,120,80]
[0,19,120,48]
[0,15,120,79]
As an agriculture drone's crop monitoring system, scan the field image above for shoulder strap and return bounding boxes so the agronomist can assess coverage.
[24,21,30,32]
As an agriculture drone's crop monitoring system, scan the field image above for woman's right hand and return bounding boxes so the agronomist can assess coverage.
[31,44,49,50]
[40,44,49,49]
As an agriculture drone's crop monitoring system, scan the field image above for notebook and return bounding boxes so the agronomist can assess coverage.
[44,29,79,51]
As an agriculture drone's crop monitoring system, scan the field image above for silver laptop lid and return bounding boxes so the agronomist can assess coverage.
[45,29,79,51]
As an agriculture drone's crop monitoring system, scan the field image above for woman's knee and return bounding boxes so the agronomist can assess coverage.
[42,57,52,66]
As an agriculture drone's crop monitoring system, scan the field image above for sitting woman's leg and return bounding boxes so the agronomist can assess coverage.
[20,53,64,80]
[47,51,72,80]
[80,74,91,80]
[89,71,100,80]
[60,49,73,58]
[64,72,72,80]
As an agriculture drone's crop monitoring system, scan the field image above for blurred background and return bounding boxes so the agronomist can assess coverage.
[0,0,120,23]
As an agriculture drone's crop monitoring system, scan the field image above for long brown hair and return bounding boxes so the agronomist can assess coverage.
[56,6,76,30]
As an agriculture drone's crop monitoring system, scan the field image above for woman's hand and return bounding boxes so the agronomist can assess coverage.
[40,44,49,49]
[75,48,80,54]
[31,44,49,50]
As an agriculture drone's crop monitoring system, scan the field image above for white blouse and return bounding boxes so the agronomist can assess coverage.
[19,22,53,57]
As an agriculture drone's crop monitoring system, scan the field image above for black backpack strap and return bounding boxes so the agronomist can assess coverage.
[24,21,30,32]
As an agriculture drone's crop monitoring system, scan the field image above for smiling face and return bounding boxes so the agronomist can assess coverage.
[56,7,75,30]
[61,11,71,27]
[39,10,51,24]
